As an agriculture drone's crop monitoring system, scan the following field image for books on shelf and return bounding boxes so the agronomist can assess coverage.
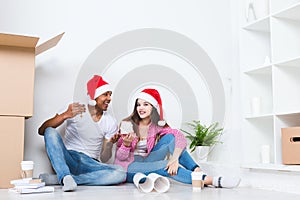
[9,178,54,194]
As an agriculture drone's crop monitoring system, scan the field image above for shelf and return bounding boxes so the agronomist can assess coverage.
[242,70,273,116]
[240,30,271,70]
[240,0,300,170]
[271,0,300,14]
[243,16,270,32]
[243,65,272,74]
[242,117,274,164]
[273,66,300,113]
[276,112,300,118]
[245,113,273,120]
[273,3,300,21]
[275,113,300,127]
[274,56,300,67]
[271,12,300,62]
[241,163,300,173]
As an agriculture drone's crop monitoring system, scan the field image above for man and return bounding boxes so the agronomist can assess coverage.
[38,75,125,192]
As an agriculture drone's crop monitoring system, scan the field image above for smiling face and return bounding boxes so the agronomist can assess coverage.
[136,98,153,120]
[95,91,112,111]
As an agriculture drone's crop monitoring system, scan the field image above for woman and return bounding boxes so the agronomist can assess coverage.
[114,88,240,188]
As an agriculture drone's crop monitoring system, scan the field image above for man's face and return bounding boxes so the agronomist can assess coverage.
[95,91,112,111]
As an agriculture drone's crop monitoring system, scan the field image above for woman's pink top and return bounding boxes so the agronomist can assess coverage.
[114,123,187,171]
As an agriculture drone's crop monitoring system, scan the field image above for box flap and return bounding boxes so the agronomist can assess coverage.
[0,33,39,48]
[35,32,64,55]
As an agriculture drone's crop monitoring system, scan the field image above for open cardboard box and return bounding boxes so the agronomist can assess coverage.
[0,32,64,117]
[0,32,64,188]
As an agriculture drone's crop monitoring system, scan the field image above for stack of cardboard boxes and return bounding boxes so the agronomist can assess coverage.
[0,32,64,188]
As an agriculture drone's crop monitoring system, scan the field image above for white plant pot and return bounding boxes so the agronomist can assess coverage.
[195,146,210,162]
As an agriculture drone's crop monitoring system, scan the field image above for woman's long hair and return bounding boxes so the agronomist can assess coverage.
[122,99,164,135]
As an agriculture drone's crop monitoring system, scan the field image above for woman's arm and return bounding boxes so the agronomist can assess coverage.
[159,127,187,175]
[165,147,183,175]
[114,134,138,161]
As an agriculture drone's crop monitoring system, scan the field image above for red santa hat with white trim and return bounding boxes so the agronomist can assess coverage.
[87,75,111,106]
[135,88,166,126]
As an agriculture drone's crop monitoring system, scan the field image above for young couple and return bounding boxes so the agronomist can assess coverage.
[38,75,240,192]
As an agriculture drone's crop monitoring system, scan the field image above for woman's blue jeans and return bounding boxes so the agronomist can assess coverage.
[127,134,199,184]
[44,127,126,185]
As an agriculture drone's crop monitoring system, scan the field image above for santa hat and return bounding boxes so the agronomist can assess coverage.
[87,75,111,106]
[135,88,166,126]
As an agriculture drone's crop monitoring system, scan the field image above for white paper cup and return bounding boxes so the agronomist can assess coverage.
[21,161,34,179]
[148,173,170,193]
[133,173,154,193]
[120,121,133,135]
[191,172,204,191]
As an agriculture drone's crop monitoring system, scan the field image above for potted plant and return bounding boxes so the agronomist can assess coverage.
[181,120,223,161]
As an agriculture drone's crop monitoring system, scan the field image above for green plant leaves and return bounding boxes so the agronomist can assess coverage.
[181,120,223,152]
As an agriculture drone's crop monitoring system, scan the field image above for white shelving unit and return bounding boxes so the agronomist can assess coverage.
[240,0,300,171]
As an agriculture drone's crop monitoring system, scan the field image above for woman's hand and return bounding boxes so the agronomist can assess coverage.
[122,132,136,147]
[164,147,183,175]
[165,159,179,176]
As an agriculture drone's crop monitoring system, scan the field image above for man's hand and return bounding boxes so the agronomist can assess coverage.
[38,102,85,136]
[68,103,85,118]
[109,133,121,144]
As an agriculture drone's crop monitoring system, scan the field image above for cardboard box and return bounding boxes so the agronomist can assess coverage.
[281,127,300,165]
[0,32,64,117]
[0,32,64,188]
[0,116,25,188]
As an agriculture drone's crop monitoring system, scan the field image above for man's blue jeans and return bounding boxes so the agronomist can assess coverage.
[44,127,126,185]
[127,134,199,184]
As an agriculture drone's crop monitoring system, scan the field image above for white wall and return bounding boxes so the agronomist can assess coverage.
[0,0,240,178]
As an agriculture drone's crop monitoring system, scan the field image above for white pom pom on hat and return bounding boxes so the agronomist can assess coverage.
[87,75,111,106]
[135,88,166,126]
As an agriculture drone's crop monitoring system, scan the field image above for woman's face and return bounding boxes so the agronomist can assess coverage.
[136,98,153,119]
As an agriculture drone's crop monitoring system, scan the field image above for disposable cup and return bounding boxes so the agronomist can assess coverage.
[191,172,204,191]
[133,173,154,193]
[148,173,170,193]
[120,121,133,135]
[20,161,34,179]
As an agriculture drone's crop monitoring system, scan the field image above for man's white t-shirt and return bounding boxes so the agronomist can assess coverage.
[62,107,118,160]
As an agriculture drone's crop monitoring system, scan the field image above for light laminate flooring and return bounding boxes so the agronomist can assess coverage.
[1,181,300,200]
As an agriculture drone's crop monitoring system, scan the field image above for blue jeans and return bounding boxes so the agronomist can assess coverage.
[127,134,199,184]
[44,127,126,185]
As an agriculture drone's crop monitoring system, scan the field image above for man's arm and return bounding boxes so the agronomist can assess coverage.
[100,139,113,163]
[38,113,67,136]
[100,133,120,162]
[38,103,85,136]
